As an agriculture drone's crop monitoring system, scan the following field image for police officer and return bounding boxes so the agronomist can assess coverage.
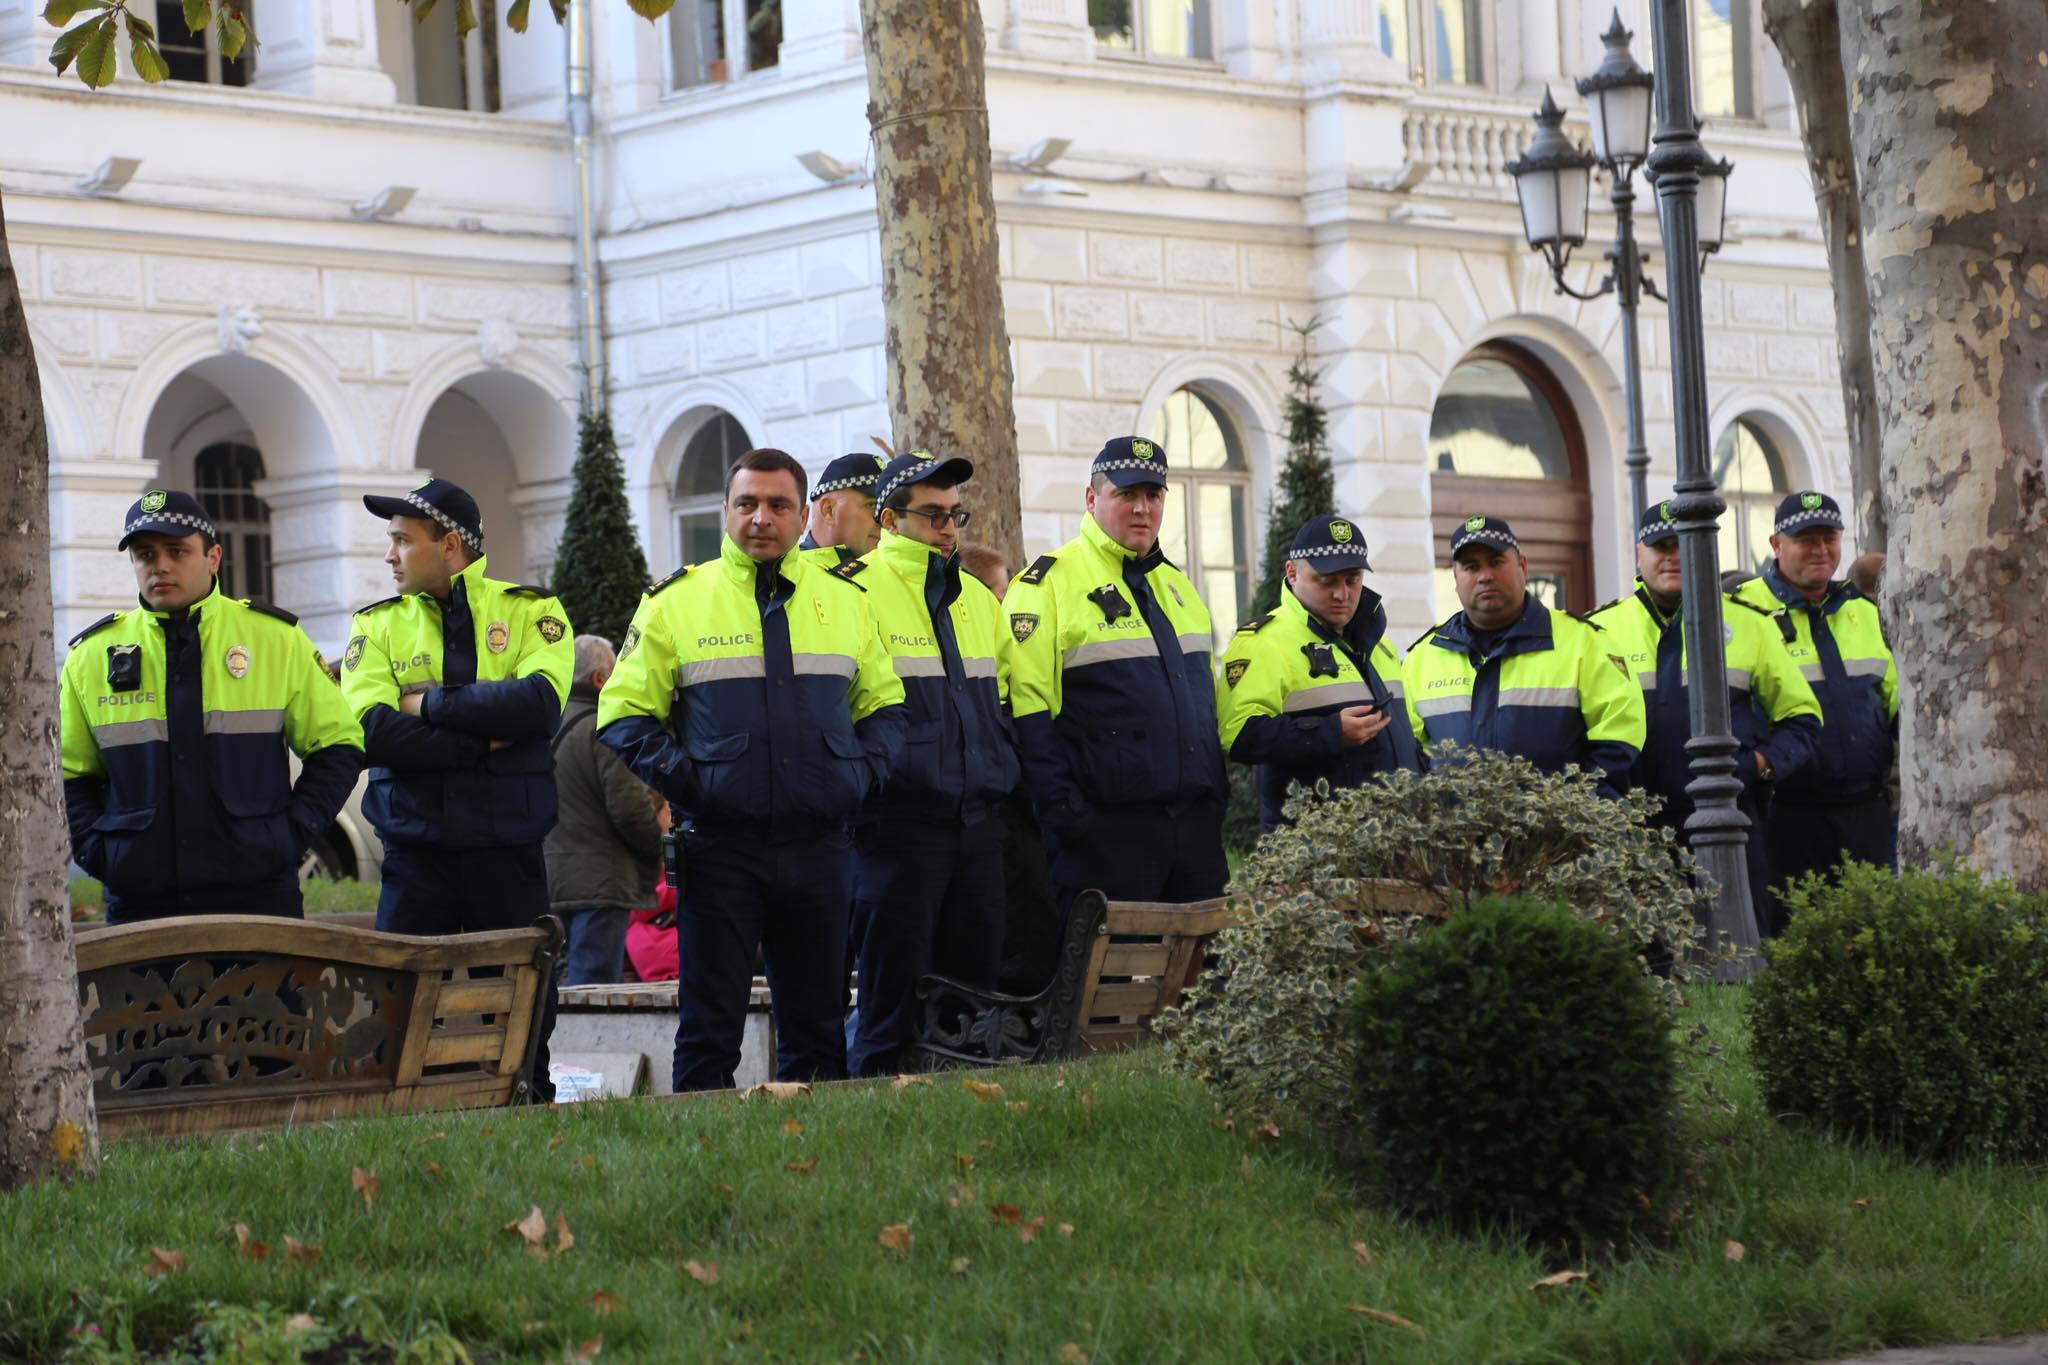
[1218,515,1422,832]
[1001,435,1229,908]
[59,489,364,923]
[1733,490,1899,904]
[1403,515,1645,797]
[598,448,907,1092]
[343,476,574,929]
[843,450,1020,1076]
[797,452,885,569]
[1592,501,1823,926]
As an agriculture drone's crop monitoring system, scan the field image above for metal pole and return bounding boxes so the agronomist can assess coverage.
[566,0,604,409]
[1611,174,1651,527]
[1644,0,1758,978]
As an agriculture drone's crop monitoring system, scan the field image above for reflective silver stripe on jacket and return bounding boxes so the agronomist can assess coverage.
[1282,682,1375,713]
[1064,636,1160,669]
[793,652,858,679]
[962,657,997,679]
[1842,656,1889,678]
[1799,663,1825,682]
[1640,669,1754,694]
[1497,686,1580,708]
[1726,667,1752,694]
[1415,694,1472,718]
[892,656,948,679]
[1177,632,1212,656]
[92,717,169,749]
[203,709,285,736]
[679,656,768,687]
[1382,678,1405,699]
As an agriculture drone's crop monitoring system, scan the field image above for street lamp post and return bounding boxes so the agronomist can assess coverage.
[1643,0,1757,978]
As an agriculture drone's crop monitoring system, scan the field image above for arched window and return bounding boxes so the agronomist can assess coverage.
[1149,387,1251,638]
[673,412,751,567]
[192,442,272,602]
[1428,344,1593,614]
[1713,417,1789,575]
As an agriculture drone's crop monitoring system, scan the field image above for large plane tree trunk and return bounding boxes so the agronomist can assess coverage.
[1840,1,2048,888]
[0,193,100,1188]
[859,0,1022,566]
[1761,0,1886,552]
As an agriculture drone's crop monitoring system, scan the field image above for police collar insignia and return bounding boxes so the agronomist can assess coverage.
[140,490,168,513]
[487,621,511,654]
[1087,584,1131,623]
[1010,613,1039,643]
[344,635,366,672]
[1224,658,1249,688]
[224,644,251,679]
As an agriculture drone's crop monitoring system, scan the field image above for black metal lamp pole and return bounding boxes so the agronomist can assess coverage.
[1644,0,1758,977]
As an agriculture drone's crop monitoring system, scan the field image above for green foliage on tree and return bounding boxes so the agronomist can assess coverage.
[551,403,650,650]
[1247,317,1335,619]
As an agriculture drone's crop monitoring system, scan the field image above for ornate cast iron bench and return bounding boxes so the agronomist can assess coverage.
[74,913,562,1138]
[906,890,1235,1069]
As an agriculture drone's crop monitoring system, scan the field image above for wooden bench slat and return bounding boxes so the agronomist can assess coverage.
[75,915,551,974]
[423,1025,508,1067]
[1084,981,1169,1017]
[1100,943,1172,976]
[1101,901,1234,937]
[434,979,519,1016]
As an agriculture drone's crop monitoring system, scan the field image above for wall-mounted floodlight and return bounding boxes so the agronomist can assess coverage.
[351,186,418,220]
[1005,137,1072,175]
[77,157,142,195]
[796,151,870,186]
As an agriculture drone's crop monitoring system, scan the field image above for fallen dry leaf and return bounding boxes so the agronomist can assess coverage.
[681,1259,720,1285]
[1345,1306,1425,1338]
[1008,1101,1031,1114]
[1211,1117,1236,1133]
[1851,1198,1871,1209]
[424,1161,447,1179]
[1530,1270,1589,1292]
[233,1223,272,1262]
[1056,1068,1068,1088]
[1255,1121,1281,1142]
[142,1247,186,1278]
[566,1336,602,1362]
[951,1256,972,1274]
[891,1074,929,1090]
[1724,1240,1746,1262]
[784,1160,819,1174]
[1059,1344,1089,1364]
[549,1133,565,1152]
[991,1203,1022,1225]
[1081,1091,1094,1116]
[409,1131,447,1150]
[783,1119,805,1138]
[1058,1223,1075,1239]
[697,1132,716,1149]
[877,1224,914,1254]
[1018,1215,1048,1244]
[284,1236,322,1266]
[731,1322,753,1342]
[961,1078,1004,1102]
[284,1314,318,1333]
[351,1166,379,1213]
[554,1213,575,1256]
[589,1291,621,1316]
[955,1153,975,1170]
[745,1081,812,1103]
[978,1138,994,1149]
[1350,1242,1373,1267]
[506,1205,548,1248]
[1240,1154,1253,1174]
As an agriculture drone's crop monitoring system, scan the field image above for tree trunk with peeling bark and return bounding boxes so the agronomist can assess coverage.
[1761,0,1886,552]
[859,0,1022,567]
[1839,1,2048,888]
[0,194,100,1189]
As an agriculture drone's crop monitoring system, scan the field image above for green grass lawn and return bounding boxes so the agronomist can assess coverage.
[68,878,381,918]
[4,987,2047,1362]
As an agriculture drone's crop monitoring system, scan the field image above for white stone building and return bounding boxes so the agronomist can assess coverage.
[4,0,1849,654]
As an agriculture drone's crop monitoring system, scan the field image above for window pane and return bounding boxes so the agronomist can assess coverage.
[676,413,750,497]
[1147,0,1211,59]
[1376,0,1409,64]
[745,0,780,72]
[1204,567,1241,639]
[1197,483,1247,570]
[1431,0,1482,84]
[677,512,723,567]
[412,0,468,109]
[1527,573,1566,610]
[1429,358,1572,480]
[1158,482,1192,568]
[1150,387,1242,472]
[670,0,727,88]
[1712,419,1785,496]
[1696,0,1751,118]
[1090,0,1135,50]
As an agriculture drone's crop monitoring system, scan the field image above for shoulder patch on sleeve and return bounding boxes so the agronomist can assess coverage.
[647,566,690,598]
[68,612,120,647]
[353,594,403,616]
[1019,553,1057,586]
[244,600,300,627]
[1234,611,1275,635]
[824,559,869,591]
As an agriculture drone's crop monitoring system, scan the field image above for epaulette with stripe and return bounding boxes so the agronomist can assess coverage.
[647,566,689,598]
[68,612,120,647]
[352,595,403,616]
[1590,595,1629,616]
[825,559,869,591]
[244,600,299,627]
[1725,594,1776,618]
[504,583,551,598]
[1235,611,1275,635]
[1018,554,1057,587]
[1563,609,1605,632]
[1407,623,1448,652]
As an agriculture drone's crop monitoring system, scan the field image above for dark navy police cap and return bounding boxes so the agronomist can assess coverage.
[1774,489,1843,535]
[119,488,217,550]
[1091,435,1170,489]
[812,452,887,501]
[1288,514,1372,573]
[1449,514,1521,559]
[1639,499,1681,545]
[878,450,974,508]
[363,477,485,553]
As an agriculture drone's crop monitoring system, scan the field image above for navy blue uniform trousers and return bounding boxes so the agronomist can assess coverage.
[377,841,556,1100]
[849,816,1004,1078]
[673,831,852,1092]
[1046,794,1228,912]
[1760,792,1897,936]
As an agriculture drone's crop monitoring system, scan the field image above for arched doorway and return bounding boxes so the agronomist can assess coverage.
[192,441,273,601]
[1713,416,1791,576]
[1149,386,1252,637]
[1428,343,1594,613]
[672,410,751,567]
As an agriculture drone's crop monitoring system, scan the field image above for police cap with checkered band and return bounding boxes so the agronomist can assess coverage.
[811,452,887,502]
[1287,514,1372,573]
[1090,435,1171,489]
[1773,489,1844,536]
[119,488,218,551]
[1448,513,1522,560]
[363,477,486,554]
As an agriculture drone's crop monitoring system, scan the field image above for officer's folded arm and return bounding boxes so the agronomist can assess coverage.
[360,704,493,771]
[596,715,694,805]
[286,742,367,851]
[418,675,565,743]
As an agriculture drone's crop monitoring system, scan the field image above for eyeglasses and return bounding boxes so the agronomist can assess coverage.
[900,506,973,529]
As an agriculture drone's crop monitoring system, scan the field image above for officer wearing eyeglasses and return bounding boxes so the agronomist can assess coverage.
[839,451,1020,1075]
